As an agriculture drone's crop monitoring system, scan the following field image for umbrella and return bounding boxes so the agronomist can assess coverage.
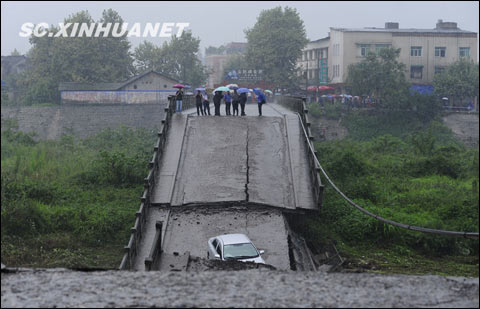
[321,95,329,98]
[265,90,273,94]
[195,87,206,92]
[442,97,449,100]
[237,88,251,94]
[319,86,334,91]
[226,83,239,89]
[173,84,185,88]
[214,86,230,92]
[307,86,317,91]
[253,88,263,95]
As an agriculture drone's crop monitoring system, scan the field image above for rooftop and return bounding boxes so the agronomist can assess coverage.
[59,70,179,91]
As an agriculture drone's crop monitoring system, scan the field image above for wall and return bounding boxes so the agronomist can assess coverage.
[441,112,479,147]
[1,103,167,140]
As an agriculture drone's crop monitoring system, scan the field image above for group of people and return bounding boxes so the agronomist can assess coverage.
[175,88,267,116]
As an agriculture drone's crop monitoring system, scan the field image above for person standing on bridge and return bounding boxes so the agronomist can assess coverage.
[239,92,247,116]
[232,89,240,116]
[256,91,266,116]
[213,91,224,116]
[175,88,183,113]
[202,92,211,115]
[195,90,204,116]
[224,91,232,115]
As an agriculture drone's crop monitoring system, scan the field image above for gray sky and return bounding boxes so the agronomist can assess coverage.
[1,1,479,58]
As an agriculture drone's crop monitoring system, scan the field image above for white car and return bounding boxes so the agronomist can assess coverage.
[207,234,265,264]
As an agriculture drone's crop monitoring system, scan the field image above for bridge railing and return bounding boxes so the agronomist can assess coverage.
[119,97,176,270]
[277,96,324,209]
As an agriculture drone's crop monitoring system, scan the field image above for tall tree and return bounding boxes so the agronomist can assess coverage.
[133,31,208,86]
[18,9,134,104]
[346,47,410,108]
[433,58,479,103]
[244,6,308,90]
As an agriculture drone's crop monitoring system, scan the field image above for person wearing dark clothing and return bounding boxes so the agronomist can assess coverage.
[175,88,183,112]
[202,92,211,115]
[232,90,240,116]
[195,91,204,116]
[213,91,223,116]
[239,92,247,116]
[224,92,232,115]
[256,92,266,116]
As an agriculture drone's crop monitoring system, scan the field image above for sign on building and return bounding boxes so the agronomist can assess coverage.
[225,69,263,81]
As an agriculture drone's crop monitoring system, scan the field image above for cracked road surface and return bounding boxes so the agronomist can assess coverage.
[171,115,295,208]
[2,269,478,307]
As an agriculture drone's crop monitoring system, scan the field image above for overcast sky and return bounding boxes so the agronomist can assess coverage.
[1,1,478,58]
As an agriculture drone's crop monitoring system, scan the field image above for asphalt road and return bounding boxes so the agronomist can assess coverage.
[1,268,478,307]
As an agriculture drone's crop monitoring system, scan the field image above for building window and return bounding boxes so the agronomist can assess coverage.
[410,66,423,79]
[410,46,422,57]
[164,84,167,88]
[133,84,137,89]
[434,66,445,74]
[310,50,314,60]
[375,44,391,54]
[459,47,470,58]
[359,44,370,57]
[435,47,446,57]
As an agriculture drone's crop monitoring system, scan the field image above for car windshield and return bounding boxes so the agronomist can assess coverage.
[223,243,259,259]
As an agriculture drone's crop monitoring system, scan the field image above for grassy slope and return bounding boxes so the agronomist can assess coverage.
[305,108,479,277]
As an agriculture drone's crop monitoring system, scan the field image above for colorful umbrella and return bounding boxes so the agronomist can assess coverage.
[195,87,206,92]
[214,86,230,92]
[319,86,334,91]
[173,84,185,88]
[226,83,239,89]
[237,88,251,94]
[307,86,318,91]
[265,90,273,94]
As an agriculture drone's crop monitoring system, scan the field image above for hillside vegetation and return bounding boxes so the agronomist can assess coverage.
[298,109,479,277]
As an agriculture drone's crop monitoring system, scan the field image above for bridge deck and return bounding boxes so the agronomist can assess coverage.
[136,102,317,270]
[152,102,316,211]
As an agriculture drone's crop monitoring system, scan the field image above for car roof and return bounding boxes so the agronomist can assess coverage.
[217,233,251,245]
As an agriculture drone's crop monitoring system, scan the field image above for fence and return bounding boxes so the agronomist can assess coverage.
[277,96,324,209]
[119,97,175,270]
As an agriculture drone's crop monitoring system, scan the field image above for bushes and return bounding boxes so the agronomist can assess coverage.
[1,126,155,267]
[312,131,479,256]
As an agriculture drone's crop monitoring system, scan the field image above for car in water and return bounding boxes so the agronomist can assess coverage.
[207,233,265,264]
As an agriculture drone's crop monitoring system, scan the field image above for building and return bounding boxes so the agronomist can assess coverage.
[59,70,180,104]
[205,42,248,87]
[298,20,477,92]
[297,37,330,89]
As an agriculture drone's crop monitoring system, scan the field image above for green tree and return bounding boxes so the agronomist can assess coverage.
[346,47,410,109]
[17,9,134,105]
[244,6,308,90]
[433,58,479,104]
[223,54,249,77]
[133,31,208,86]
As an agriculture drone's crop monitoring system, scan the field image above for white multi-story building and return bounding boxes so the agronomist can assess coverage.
[298,20,478,92]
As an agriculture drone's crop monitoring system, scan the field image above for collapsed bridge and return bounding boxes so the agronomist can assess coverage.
[120,96,324,271]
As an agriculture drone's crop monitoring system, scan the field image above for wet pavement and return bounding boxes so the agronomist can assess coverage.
[2,268,478,307]
[136,102,318,272]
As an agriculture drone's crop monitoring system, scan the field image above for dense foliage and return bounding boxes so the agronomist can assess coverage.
[244,6,308,90]
[1,122,155,268]
[303,111,479,261]
[133,31,208,87]
[433,58,479,103]
[345,47,410,109]
[17,9,134,105]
